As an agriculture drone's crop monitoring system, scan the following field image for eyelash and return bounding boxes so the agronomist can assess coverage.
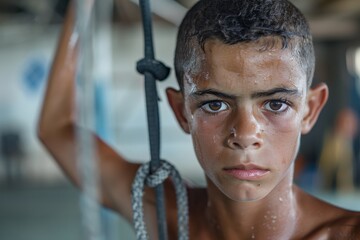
[199,100,229,115]
[263,98,292,114]
[198,98,292,115]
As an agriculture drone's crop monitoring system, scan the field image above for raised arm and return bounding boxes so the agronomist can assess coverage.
[37,3,141,221]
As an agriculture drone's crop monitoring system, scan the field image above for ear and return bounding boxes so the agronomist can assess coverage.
[301,83,329,134]
[166,88,190,134]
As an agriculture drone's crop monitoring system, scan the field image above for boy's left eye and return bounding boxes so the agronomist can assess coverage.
[264,100,290,113]
[201,101,229,113]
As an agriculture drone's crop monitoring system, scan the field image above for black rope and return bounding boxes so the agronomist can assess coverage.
[136,0,171,239]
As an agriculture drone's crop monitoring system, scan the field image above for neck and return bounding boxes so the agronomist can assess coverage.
[205,169,298,239]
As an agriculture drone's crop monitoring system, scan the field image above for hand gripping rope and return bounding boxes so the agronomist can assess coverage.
[131,0,189,240]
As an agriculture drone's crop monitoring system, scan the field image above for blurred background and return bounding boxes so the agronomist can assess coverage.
[0,0,359,239]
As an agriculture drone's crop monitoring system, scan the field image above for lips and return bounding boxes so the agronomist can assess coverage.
[223,164,270,180]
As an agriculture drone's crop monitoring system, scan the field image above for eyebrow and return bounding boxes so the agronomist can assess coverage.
[250,87,301,98]
[191,89,237,99]
[191,87,301,100]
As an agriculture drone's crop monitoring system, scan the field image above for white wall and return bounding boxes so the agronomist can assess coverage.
[0,21,204,185]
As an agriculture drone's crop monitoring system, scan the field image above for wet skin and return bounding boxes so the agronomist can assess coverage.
[165,39,358,239]
[186,40,309,202]
[169,39,317,203]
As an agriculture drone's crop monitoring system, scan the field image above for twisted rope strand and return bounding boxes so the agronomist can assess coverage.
[132,160,189,240]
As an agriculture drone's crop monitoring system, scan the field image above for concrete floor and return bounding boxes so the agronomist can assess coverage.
[0,183,135,240]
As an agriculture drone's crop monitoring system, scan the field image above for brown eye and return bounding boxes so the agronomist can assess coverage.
[209,102,222,111]
[201,101,228,113]
[264,100,289,113]
[269,101,283,111]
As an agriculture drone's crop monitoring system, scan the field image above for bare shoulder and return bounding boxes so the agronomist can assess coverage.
[295,187,360,239]
[310,209,360,240]
[326,210,360,239]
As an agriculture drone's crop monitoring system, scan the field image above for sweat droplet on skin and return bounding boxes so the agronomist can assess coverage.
[204,71,210,81]
[212,135,218,144]
[184,72,197,94]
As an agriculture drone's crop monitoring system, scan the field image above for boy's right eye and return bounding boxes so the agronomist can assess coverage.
[201,101,229,114]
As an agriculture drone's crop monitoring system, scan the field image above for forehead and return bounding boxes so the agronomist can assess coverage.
[185,39,306,94]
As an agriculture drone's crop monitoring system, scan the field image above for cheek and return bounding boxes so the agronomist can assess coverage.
[277,133,300,166]
[189,112,227,161]
[189,110,227,136]
[263,112,302,166]
[264,111,302,134]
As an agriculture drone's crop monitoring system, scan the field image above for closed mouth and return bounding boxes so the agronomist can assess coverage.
[223,164,270,180]
[223,164,269,171]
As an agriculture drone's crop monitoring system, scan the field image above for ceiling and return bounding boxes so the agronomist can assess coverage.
[116,0,360,40]
[0,0,359,41]
[291,0,360,40]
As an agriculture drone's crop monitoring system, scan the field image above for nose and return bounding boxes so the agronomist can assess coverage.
[226,107,263,150]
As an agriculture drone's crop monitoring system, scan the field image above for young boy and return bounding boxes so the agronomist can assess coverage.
[38,0,360,239]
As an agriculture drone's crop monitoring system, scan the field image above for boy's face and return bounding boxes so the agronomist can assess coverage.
[167,39,328,202]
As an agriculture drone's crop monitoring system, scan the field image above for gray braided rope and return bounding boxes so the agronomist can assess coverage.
[131,160,189,240]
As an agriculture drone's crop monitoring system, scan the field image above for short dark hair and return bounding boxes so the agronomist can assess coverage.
[174,0,315,90]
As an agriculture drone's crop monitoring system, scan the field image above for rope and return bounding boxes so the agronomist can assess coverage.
[130,0,189,239]
[132,160,189,240]
[75,0,104,239]
[137,0,169,237]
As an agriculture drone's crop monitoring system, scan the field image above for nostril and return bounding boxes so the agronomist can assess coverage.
[227,135,262,150]
[253,142,261,149]
[227,123,263,150]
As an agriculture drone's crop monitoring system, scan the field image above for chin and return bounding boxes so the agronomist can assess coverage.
[224,191,268,202]
[217,181,272,203]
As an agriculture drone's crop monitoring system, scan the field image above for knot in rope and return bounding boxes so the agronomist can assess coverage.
[136,58,170,81]
[132,160,189,240]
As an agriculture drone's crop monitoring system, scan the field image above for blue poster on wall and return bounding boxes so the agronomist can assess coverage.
[22,56,48,93]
